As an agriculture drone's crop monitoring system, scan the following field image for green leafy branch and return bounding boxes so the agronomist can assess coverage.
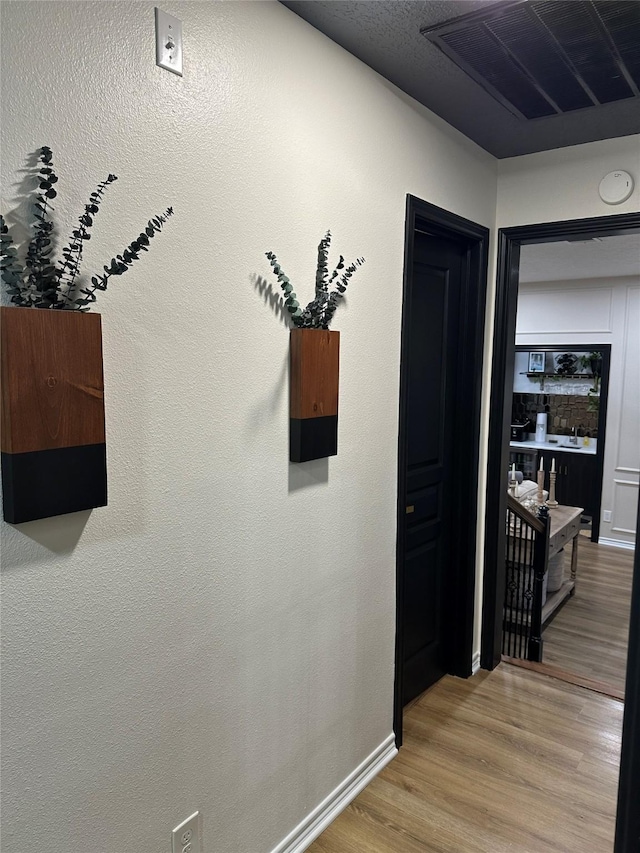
[265,231,364,329]
[264,251,302,323]
[20,146,59,307]
[0,146,174,311]
[0,217,25,306]
[322,256,365,328]
[74,208,174,310]
[57,174,118,306]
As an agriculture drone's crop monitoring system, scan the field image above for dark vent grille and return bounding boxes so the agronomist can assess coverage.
[441,27,556,118]
[596,2,640,90]
[484,5,593,112]
[422,0,640,120]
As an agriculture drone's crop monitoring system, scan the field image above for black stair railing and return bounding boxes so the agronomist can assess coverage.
[502,495,550,662]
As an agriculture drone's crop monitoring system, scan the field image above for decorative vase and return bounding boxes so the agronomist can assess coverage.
[1,306,107,523]
[289,328,339,463]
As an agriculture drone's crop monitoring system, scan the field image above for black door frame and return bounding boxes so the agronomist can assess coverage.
[616,499,640,853]
[480,210,640,852]
[394,195,489,746]
[512,342,611,543]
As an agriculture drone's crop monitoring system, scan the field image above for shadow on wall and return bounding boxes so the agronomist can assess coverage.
[2,151,42,253]
[245,349,288,438]
[251,274,289,327]
[1,509,91,570]
[288,458,329,492]
[246,273,290,439]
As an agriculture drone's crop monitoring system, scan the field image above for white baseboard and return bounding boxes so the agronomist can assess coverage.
[270,733,397,853]
[598,536,636,551]
[472,651,481,674]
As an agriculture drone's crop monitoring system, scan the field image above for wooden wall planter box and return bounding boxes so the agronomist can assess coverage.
[290,328,339,463]
[1,307,107,523]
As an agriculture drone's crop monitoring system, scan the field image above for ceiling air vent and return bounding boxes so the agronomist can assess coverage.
[421,0,640,120]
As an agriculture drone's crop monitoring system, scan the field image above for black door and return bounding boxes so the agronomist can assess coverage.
[401,230,465,705]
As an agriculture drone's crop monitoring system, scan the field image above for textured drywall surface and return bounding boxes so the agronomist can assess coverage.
[497,135,640,226]
[0,3,497,851]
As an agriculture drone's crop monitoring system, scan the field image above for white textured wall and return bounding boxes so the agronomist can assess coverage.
[515,276,639,547]
[0,3,497,852]
[497,135,640,227]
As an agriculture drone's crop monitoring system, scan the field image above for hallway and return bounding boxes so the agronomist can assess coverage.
[308,666,622,853]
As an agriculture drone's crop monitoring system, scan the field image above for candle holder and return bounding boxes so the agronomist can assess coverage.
[508,476,518,499]
[536,470,545,506]
[546,471,558,508]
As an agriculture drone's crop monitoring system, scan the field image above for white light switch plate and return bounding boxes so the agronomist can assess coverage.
[171,811,201,853]
[155,8,183,76]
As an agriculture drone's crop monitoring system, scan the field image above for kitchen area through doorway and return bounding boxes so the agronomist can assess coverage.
[503,234,638,698]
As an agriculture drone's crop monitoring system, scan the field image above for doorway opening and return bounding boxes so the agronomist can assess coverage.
[481,211,640,853]
[482,212,639,671]
[393,195,489,746]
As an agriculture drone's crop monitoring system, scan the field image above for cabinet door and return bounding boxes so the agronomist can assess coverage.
[540,451,596,513]
[510,449,537,480]
[551,451,571,505]
[563,454,597,516]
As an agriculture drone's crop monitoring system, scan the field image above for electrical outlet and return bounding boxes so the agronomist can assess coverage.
[172,812,201,853]
[603,510,612,522]
[155,8,183,76]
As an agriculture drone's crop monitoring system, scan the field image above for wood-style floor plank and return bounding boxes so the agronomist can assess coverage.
[542,538,633,693]
[307,666,623,853]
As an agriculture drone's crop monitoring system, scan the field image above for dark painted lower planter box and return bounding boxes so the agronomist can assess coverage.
[1,306,107,523]
[290,328,340,463]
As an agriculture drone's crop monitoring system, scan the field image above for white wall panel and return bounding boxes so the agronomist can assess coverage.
[516,286,613,336]
[613,480,640,536]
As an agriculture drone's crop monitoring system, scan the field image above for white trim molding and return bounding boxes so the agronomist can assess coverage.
[515,329,613,337]
[271,734,397,853]
[599,537,636,552]
[612,479,640,536]
[472,651,481,674]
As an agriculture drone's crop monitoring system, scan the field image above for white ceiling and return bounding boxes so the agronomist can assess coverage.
[519,233,640,283]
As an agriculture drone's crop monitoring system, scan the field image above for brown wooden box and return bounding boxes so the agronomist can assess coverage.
[1,306,107,523]
[289,328,339,462]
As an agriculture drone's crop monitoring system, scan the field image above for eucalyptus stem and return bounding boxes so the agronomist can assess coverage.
[265,233,364,330]
[1,147,173,311]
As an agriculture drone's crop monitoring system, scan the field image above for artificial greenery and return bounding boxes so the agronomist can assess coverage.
[265,230,364,329]
[577,351,602,405]
[1,146,173,311]
[578,351,602,376]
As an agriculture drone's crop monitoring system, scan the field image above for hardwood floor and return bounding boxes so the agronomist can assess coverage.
[541,537,633,694]
[307,666,623,853]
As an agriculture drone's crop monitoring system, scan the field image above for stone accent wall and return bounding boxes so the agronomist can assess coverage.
[512,393,599,437]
